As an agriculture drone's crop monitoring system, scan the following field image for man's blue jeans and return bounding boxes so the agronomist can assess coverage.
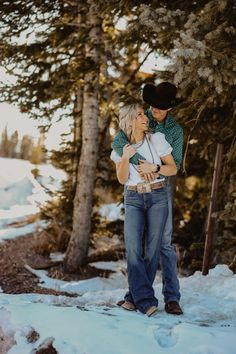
[160,180,181,303]
[123,186,168,313]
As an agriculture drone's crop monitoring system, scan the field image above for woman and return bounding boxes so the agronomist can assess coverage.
[110,103,177,317]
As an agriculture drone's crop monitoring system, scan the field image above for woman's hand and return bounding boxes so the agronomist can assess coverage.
[138,160,156,174]
[123,144,136,160]
[116,145,134,184]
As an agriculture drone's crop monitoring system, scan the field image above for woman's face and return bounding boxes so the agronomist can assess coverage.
[132,108,148,133]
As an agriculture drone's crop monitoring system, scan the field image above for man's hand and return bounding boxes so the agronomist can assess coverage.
[123,144,136,160]
[140,172,159,182]
[138,160,156,174]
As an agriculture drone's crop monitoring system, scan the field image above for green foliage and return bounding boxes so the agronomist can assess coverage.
[136,0,236,269]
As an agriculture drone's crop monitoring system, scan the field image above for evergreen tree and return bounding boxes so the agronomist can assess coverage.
[137,0,236,270]
[19,135,33,160]
[0,126,10,157]
[9,130,19,158]
[0,127,19,158]
[64,1,102,270]
[0,0,153,269]
[31,133,46,165]
[0,0,88,260]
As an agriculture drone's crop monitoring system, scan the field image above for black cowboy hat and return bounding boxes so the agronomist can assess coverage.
[142,82,184,110]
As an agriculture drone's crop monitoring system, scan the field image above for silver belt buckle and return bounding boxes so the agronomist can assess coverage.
[137,182,151,193]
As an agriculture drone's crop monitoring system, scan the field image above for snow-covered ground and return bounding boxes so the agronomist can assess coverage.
[0,157,66,241]
[0,264,235,354]
[0,157,122,242]
[0,158,236,353]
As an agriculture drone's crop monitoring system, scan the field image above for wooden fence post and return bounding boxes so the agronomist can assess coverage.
[202,143,224,275]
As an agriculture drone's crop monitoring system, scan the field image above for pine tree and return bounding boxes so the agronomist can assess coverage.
[31,133,46,165]
[64,1,102,270]
[0,126,10,157]
[0,0,154,269]
[136,0,236,270]
[9,130,19,158]
[0,0,88,256]
[19,135,34,160]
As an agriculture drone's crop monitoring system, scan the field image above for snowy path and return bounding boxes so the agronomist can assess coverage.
[0,292,235,354]
[1,265,236,354]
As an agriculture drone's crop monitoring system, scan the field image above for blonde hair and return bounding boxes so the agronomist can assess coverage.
[119,103,141,141]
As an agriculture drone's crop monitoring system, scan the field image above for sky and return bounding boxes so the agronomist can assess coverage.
[0,55,169,151]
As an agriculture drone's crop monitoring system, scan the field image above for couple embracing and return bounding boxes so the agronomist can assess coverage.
[110,82,184,317]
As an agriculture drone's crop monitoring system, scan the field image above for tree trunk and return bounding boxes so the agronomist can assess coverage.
[72,88,83,188]
[64,3,101,272]
[71,10,85,188]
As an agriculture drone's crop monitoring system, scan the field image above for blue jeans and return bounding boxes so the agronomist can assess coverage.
[160,180,181,303]
[123,185,168,313]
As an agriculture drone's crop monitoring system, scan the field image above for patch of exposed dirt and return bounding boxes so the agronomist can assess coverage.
[0,233,118,295]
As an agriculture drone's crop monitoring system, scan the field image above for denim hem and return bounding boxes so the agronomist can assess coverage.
[138,300,159,314]
[124,298,135,305]
[164,297,181,304]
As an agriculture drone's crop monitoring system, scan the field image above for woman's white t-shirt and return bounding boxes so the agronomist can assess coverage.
[110,132,172,186]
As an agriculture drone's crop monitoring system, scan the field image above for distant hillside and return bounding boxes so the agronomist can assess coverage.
[0,157,66,210]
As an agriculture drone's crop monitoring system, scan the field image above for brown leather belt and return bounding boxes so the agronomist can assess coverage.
[127,181,166,193]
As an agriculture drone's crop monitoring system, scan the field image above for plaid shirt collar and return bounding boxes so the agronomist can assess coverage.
[145,108,175,129]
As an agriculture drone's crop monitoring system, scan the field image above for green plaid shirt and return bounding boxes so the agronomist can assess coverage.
[111,109,184,170]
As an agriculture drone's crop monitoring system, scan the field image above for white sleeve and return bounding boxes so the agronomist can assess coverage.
[150,133,173,157]
[110,150,122,163]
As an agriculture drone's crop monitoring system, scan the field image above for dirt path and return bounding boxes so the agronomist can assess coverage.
[0,234,113,295]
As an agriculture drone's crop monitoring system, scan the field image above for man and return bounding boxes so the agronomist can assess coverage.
[112,82,184,315]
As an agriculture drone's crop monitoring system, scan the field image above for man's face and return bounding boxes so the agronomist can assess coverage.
[151,106,171,123]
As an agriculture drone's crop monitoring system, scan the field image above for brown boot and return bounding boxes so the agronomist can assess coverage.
[165,301,183,315]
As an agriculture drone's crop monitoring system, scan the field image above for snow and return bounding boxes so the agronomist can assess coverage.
[99,202,124,221]
[0,205,39,227]
[0,158,46,209]
[90,260,127,271]
[0,157,66,212]
[0,221,47,243]
[0,158,65,243]
[50,252,65,262]
[24,264,128,294]
[0,157,236,353]
[0,264,235,354]
[0,157,121,236]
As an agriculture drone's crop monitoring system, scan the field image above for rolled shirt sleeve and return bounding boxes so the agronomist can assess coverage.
[110,150,122,164]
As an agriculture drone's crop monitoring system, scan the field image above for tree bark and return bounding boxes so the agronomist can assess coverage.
[64,3,101,272]
[72,88,83,188]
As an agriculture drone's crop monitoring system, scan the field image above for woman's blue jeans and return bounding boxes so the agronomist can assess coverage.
[123,185,168,313]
